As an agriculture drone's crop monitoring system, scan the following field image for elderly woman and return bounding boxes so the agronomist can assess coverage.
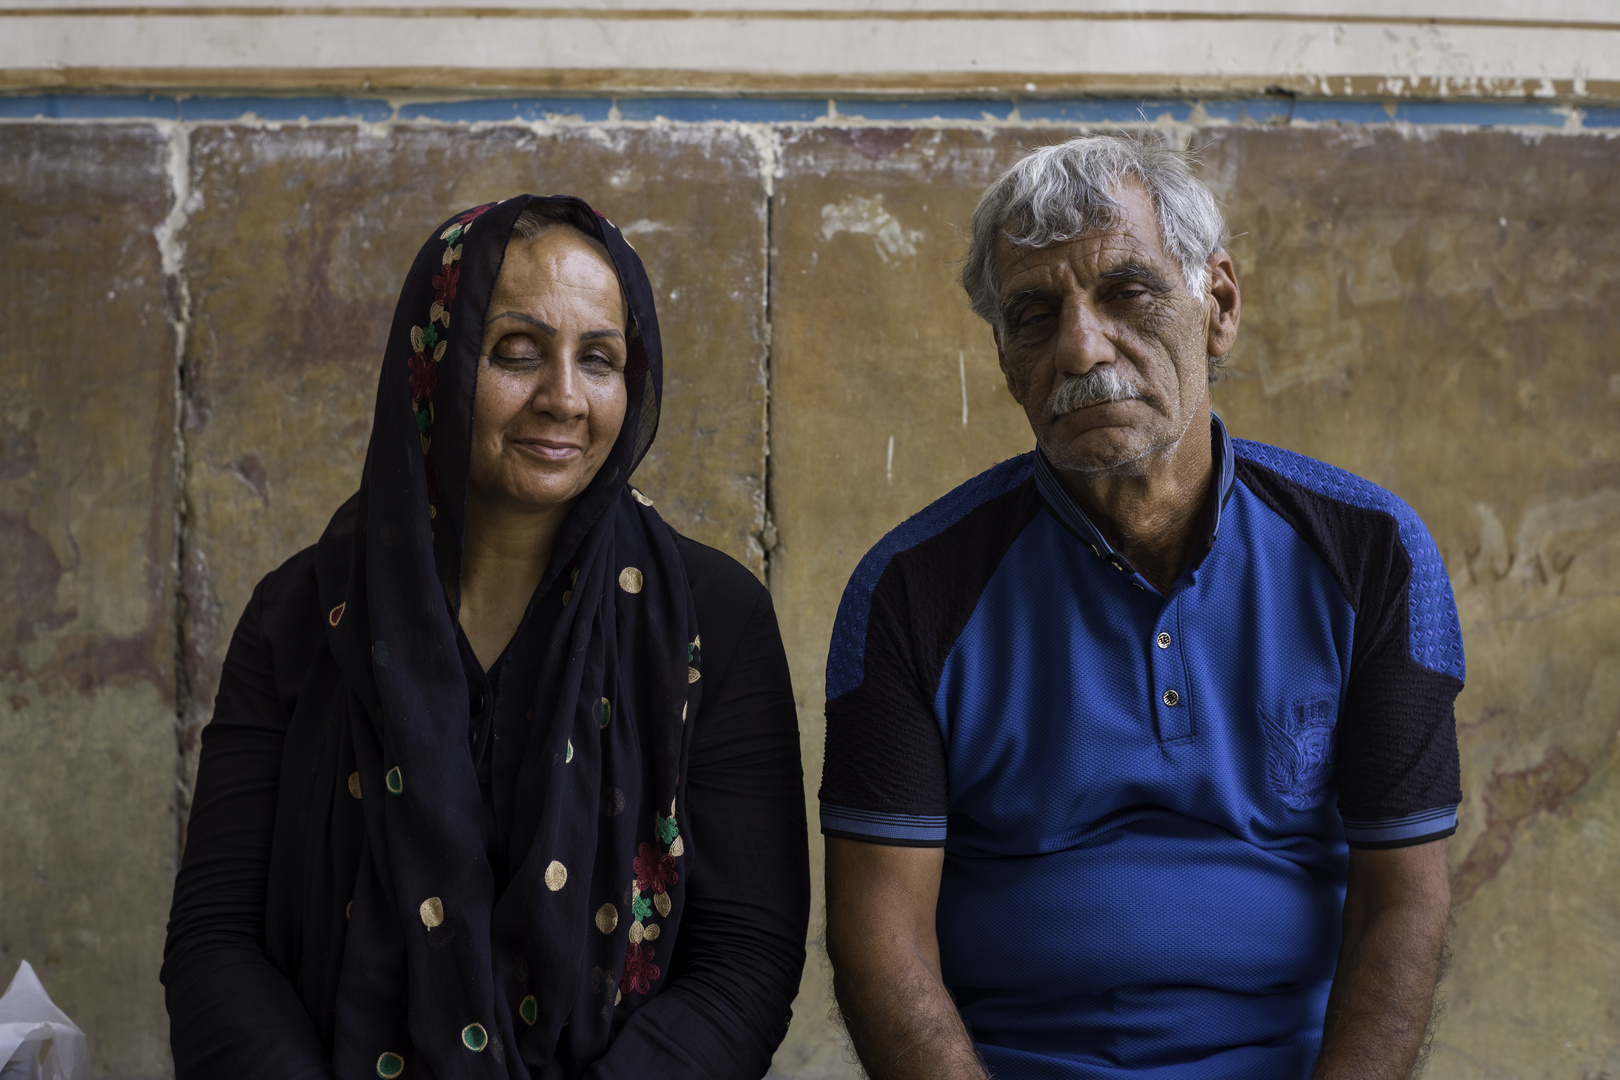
[161,196,810,1080]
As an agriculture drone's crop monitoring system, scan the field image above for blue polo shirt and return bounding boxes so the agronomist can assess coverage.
[819,417,1463,1079]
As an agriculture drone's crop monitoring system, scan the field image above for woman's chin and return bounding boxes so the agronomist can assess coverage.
[499,467,594,512]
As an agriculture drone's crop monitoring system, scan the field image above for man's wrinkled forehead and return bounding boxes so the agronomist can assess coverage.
[993,181,1172,292]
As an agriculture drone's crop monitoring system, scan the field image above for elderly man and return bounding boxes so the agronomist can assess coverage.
[819,134,1461,1080]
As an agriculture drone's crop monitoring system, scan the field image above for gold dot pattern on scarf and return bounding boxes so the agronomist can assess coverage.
[328,603,345,627]
[669,835,685,858]
[646,922,662,941]
[595,903,619,934]
[545,861,568,891]
[385,766,403,794]
[461,1023,488,1052]
[565,740,574,763]
[598,697,612,728]
[376,1052,404,1078]
[519,996,538,1026]
[627,921,644,944]
[562,590,572,607]
[680,701,687,723]
[654,892,672,918]
[688,667,700,684]
[614,990,622,1006]
[631,488,654,506]
[420,897,444,928]
[347,772,362,799]
[618,567,643,594]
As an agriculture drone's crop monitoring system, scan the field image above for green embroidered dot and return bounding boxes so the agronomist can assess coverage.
[385,767,403,795]
[597,697,612,728]
[376,1052,404,1078]
[565,740,574,763]
[461,1023,488,1052]
[519,995,538,1026]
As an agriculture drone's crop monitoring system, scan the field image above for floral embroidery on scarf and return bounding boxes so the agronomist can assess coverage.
[411,203,495,452]
[619,806,683,997]
[633,842,677,895]
[620,942,661,996]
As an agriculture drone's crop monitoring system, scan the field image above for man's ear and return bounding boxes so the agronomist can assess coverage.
[1204,252,1241,360]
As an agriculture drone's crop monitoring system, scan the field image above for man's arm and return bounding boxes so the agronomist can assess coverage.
[825,837,988,1080]
[1313,840,1451,1079]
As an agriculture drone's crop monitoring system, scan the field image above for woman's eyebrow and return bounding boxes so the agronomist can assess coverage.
[580,328,625,342]
[489,310,558,336]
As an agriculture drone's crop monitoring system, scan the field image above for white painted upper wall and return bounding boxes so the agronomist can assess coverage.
[3,0,1618,98]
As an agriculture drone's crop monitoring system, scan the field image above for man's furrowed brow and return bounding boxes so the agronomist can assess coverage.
[999,287,1046,322]
[1097,262,1173,290]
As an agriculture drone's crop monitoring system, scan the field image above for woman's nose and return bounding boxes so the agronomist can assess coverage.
[531,349,588,418]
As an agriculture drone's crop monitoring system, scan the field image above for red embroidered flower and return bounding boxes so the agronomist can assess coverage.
[432,261,460,306]
[457,204,493,227]
[620,942,661,996]
[407,351,436,402]
[633,842,678,895]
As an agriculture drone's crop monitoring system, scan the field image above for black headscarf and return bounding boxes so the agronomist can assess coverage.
[274,195,700,1079]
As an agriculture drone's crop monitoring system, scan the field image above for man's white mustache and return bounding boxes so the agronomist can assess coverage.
[1048,368,1142,418]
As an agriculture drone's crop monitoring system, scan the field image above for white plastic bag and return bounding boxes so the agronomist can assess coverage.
[0,962,90,1080]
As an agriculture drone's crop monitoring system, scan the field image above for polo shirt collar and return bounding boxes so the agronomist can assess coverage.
[1032,412,1236,571]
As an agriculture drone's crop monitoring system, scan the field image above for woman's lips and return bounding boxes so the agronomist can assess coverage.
[511,438,583,461]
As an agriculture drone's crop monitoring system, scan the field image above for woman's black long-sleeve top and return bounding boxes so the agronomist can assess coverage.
[161,535,810,1079]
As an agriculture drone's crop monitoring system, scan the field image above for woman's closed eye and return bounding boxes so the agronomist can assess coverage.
[492,335,543,367]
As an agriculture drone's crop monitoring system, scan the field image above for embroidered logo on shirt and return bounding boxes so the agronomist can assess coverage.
[1265,697,1337,810]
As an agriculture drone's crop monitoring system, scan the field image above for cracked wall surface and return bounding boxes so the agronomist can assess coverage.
[1,115,1617,1079]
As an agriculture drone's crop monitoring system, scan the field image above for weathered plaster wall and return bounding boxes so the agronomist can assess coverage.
[1,124,181,1078]
[1,112,1616,1079]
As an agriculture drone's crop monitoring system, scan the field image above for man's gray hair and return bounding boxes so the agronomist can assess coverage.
[961,134,1229,331]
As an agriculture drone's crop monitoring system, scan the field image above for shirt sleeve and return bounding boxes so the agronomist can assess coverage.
[819,556,951,847]
[160,575,336,1080]
[588,544,809,1080]
[1335,514,1465,849]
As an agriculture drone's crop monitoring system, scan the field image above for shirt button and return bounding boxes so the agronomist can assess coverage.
[1156,632,1172,649]
[471,689,487,715]
[1162,689,1180,707]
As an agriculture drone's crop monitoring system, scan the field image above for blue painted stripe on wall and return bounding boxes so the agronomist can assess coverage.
[1290,100,1396,124]
[1393,100,1568,127]
[178,96,394,122]
[0,92,1598,129]
[1019,97,1194,123]
[616,96,827,122]
[1200,97,1294,123]
[398,97,612,123]
[0,94,180,120]
[836,98,1014,121]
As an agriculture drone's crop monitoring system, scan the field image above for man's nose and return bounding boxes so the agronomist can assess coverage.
[1053,296,1115,376]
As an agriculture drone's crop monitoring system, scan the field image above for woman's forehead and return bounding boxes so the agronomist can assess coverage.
[491,228,627,324]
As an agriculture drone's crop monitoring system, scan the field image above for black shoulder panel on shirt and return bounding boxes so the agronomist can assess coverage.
[820,478,1042,818]
[1233,457,1462,827]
